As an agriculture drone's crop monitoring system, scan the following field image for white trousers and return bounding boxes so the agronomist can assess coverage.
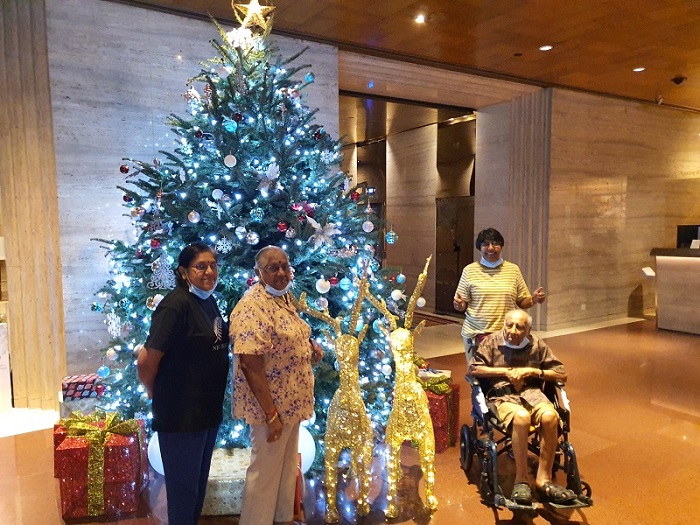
[239,421,300,525]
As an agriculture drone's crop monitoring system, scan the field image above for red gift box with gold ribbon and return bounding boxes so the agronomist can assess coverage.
[53,411,147,518]
[425,384,460,453]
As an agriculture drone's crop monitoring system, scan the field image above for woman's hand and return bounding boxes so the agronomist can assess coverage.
[266,409,283,442]
[310,339,324,364]
[453,292,467,312]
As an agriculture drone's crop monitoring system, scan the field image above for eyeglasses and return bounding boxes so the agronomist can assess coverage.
[261,263,291,274]
[189,261,219,272]
[480,241,503,248]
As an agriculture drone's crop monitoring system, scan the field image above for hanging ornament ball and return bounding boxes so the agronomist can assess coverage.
[381,364,393,376]
[277,221,288,232]
[97,365,111,379]
[316,297,328,309]
[391,289,404,301]
[350,191,360,202]
[298,426,316,474]
[148,432,165,476]
[305,72,315,83]
[212,189,224,200]
[105,348,118,361]
[249,207,264,222]
[416,297,427,308]
[218,66,231,78]
[224,154,237,168]
[247,276,256,287]
[130,207,145,218]
[223,119,238,133]
[372,319,385,334]
[385,229,398,245]
[396,273,406,284]
[285,227,297,239]
[235,226,247,240]
[313,130,323,140]
[146,296,158,311]
[362,220,374,233]
[120,164,129,174]
[328,276,340,286]
[135,248,144,259]
[123,194,133,203]
[150,238,162,249]
[194,129,204,138]
[339,277,352,291]
[315,278,331,294]
[246,231,260,245]
[187,210,201,223]
[233,112,244,122]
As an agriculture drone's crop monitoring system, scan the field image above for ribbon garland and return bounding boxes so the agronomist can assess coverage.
[59,410,143,516]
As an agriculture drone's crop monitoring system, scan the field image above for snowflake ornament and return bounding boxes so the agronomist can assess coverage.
[106,312,121,338]
[320,150,336,164]
[216,237,234,254]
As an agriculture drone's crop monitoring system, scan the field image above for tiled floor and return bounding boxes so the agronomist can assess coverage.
[2,319,699,524]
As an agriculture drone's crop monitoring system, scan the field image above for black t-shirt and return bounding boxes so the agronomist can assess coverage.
[145,286,230,432]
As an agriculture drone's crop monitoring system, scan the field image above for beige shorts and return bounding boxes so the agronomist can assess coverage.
[495,400,557,430]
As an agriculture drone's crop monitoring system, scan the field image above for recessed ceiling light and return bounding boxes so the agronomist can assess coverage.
[633,67,645,72]
[539,45,553,51]
[414,14,426,23]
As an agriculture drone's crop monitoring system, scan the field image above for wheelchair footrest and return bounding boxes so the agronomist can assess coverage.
[545,496,593,510]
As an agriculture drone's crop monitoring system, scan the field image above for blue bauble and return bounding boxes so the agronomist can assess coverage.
[385,229,398,245]
[396,273,406,284]
[372,319,384,333]
[249,207,264,222]
[97,365,110,379]
[339,277,352,291]
[223,119,238,133]
[305,72,315,83]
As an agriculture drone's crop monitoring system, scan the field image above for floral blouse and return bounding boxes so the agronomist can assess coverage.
[229,283,315,425]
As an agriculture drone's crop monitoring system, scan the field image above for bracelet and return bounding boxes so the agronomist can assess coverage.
[265,408,278,424]
[538,370,544,380]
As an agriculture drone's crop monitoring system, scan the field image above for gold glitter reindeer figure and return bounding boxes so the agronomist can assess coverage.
[366,256,437,518]
[295,276,374,523]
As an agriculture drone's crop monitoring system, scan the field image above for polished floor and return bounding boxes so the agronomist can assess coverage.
[2,319,699,524]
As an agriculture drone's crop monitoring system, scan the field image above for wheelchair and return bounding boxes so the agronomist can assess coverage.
[460,375,593,512]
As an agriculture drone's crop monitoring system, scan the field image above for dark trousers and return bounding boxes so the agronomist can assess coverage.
[159,426,219,525]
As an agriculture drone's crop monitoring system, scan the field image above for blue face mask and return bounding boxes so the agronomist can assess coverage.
[480,257,504,268]
[188,282,215,300]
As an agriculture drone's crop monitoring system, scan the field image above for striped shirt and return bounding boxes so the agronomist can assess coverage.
[455,260,531,338]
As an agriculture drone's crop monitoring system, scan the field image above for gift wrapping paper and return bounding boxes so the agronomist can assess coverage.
[201,447,251,516]
[426,384,460,453]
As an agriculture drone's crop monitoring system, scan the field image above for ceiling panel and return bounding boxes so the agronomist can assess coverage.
[118,0,700,112]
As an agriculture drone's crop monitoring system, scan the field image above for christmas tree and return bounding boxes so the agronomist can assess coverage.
[91,0,408,468]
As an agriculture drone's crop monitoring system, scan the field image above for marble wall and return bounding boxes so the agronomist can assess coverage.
[46,0,338,373]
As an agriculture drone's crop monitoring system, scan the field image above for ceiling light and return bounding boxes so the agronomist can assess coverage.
[414,14,426,23]
[539,45,553,51]
[633,67,645,72]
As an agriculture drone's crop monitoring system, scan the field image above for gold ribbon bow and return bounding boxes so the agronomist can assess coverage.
[60,410,143,516]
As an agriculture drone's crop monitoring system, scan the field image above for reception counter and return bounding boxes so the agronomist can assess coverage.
[650,248,700,335]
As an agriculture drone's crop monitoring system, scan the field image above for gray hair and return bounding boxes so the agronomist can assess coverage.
[505,309,532,327]
[254,245,287,269]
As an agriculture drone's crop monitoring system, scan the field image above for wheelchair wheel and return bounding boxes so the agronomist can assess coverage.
[459,424,475,473]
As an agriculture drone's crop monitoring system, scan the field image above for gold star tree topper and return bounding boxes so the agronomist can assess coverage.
[232,0,275,31]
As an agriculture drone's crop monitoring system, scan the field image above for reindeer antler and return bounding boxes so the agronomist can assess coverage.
[365,291,398,332]
[293,292,342,336]
[404,255,431,329]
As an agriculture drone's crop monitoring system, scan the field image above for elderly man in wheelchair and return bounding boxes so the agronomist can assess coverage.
[461,309,592,511]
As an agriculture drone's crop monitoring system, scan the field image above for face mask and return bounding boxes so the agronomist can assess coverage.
[480,257,504,268]
[504,336,530,349]
[258,272,293,297]
[189,282,214,300]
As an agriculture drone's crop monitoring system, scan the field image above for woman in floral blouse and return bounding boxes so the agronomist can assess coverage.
[230,245,323,525]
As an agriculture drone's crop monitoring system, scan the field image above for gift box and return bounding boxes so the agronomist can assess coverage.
[61,373,105,401]
[425,384,460,453]
[201,447,251,516]
[54,412,147,518]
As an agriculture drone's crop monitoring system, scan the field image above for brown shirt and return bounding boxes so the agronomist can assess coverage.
[472,332,565,408]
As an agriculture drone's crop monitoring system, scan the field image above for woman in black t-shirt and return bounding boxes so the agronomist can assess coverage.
[138,243,230,525]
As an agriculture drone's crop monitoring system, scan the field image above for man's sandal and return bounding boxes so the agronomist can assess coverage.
[510,482,532,505]
[537,482,577,504]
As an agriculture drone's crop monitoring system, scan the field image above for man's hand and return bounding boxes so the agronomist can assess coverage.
[505,367,540,391]
[453,292,467,312]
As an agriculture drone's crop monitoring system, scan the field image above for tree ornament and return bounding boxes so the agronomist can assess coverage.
[105,348,118,361]
[381,364,393,376]
[216,237,234,254]
[223,118,238,133]
[307,216,341,248]
[150,238,162,250]
[315,278,331,294]
[390,289,404,301]
[277,221,288,232]
[246,276,256,287]
[194,129,204,138]
[149,254,176,290]
[146,296,158,310]
[328,276,339,286]
[135,248,144,259]
[218,66,231,78]
[316,297,328,309]
[212,189,224,201]
[249,207,264,222]
[396,273,406,284]
[339,277,352,291]
[416,297,426,308]
[350,191,360,202]
[246,231,260,245]
[305,72,315,83]
[224,154,237,167]
[285,226,296,239]
[123,194,133,203]
[385,228,398,245]
[106,312,121,338]
[187,210,201,223]
[362,220,374,233]
[233,112,243,122]
[97,365,111,379]
[120,164,130,174]
[131,207,145,218]
[235,226,247,239]
[313,130,323,140]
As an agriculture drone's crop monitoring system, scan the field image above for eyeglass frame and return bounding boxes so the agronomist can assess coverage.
[188,261,219,272]
[258,263,292,274]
